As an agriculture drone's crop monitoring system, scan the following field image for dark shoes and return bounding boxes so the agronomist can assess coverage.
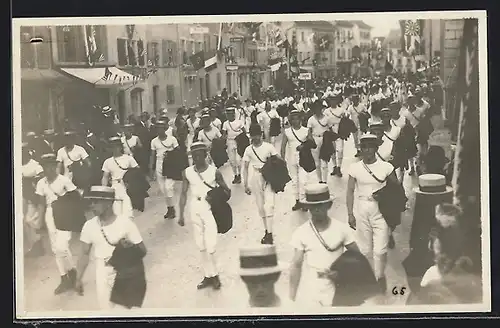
[261,232,274,245]
[331,166,343,177]
[377,276,387,294]
[54,268,76,295]
[164,206,176,219]
[388,234,395,249]
[232,175,242,184]
[197,275,222,290]
[292,200,302,211]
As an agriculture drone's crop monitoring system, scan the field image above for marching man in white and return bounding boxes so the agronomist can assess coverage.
[242,124,279,245]
[186,107,201,152]
[178,142,231,290]
[56,131,90,185]
[222,107,246,184]
[257,101,281,149]
[324,95,347,178]
[346,134,399,294]
[307,102,331,184]
[281,110,310,212]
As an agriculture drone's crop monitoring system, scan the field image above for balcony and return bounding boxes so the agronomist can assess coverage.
[55,25,108,66]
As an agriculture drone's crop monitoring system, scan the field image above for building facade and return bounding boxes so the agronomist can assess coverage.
[331,21,354,75]
[350,20,372,76]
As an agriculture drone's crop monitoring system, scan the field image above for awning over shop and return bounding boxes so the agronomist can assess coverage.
[60,67,136,88]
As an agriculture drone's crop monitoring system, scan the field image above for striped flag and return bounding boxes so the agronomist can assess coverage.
[204,50,218,71]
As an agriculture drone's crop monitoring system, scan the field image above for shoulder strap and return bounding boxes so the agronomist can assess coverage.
[97,219,118,247]
[203,130,213,142]
[329,108,342,119]
[159,137,170,149]
[361,161,386,183]
[194,166,216,189]
[409,110,421,123]
[228,121,241,133]
[45,178,62,198]
[290,127,306,144]
[251,146,266,164]
[65,147,80,163]
[113,156,129,171]
[315,115,328,128]
[383,131,396,142]
[309,221,343,253]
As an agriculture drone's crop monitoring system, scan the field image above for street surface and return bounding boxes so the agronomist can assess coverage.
[22,136,418,312]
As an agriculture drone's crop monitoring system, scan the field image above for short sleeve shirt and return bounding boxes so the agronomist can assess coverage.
[56,145,89,168]
[102,154,139,181]
[151,135,179,162]
[242,142,278,170]
[80,215,143,260]
[347,159,394,199]
[222,119,245,140]
[35,174,77,205]
[22,159,43,178]
[290,220,355,272]
[198,127,222,148]
[186,117,200,134]
[307,115,331,137]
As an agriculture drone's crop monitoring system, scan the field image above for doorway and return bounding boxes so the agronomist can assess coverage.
[205,73,210,99]
[117,90,126,124]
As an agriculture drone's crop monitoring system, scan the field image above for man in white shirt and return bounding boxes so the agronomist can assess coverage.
[243,99,255,131]
[149,119,179,219]
[347,94,368,154]
[307,102,331,184]
[242,124,279,245]
[56,131,91,185]
[222,107,246,184]
[290,183,359,306]
[178,142,231,290]
[76,186,146,310]
[324,96,347,177]
[186,107,200,152]
[257,101,281,149]
[35,154,78,295]
[281,110,310,211]
[209,108,222,131]
[346,134,399,294]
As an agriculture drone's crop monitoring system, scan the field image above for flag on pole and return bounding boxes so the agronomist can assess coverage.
[401,19,423,55]
[268,57,282,72]
[217,22,223,50]
[204,50,218,71]
[101,67,112,81]
[190,50,205,70]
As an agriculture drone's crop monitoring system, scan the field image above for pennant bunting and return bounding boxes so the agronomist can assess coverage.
[101,67,112,81]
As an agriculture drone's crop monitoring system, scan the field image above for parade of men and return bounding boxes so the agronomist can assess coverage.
[17,15,485,315]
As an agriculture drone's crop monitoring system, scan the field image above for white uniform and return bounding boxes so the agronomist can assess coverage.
[284,126,309,203]
[347,159,394,278]
[325,106,346,169]
[35,175,77,276]
[121,135,139,156]
[222,119,245,172]
[102,154,138,218]
[290,220,355,306]
[151,135,178,198]
[243,105,255,131]
[242,142,278,220]
[80,215,143,310]
[257,109,281,148]
[211,118,222,131]
[56,145,89,181]
[22,159,43,252]
[307,114,331,182]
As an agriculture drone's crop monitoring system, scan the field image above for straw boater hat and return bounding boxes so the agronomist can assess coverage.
[84,186,119,201]
[225,107,236,113]
[302,183,334,205]
[101,106,113,116]
[63,131,76,137]
[108,136,122,144]
[414,174,453,195]
[239,244,284,277]
[26,131,36,137]
[189,141,208,154]
[289,109,302,117]
[43,129,55,136]
[122,123,134,129]
[39,153,58,165]
[380,108,392,116]
[359,133,383,146]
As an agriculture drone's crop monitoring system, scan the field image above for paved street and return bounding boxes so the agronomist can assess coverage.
[22,136,418,312]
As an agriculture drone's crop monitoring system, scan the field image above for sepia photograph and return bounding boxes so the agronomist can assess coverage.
[12,11,489,319]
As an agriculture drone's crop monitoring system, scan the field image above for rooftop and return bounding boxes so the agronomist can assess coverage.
[333,20,354,28]
[293,21,335,30]
[350,20,372,29]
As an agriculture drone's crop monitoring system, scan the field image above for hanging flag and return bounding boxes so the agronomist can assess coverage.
[275,30,285,47]
[98,53,105,62]
[268,57,282,72]
[101,67,112,81]
[204,50,218,71]
[316,35,330,51]
[217,22,223,50]
[307,33,315,47]
[403,20,422,55]
[190,50,205,70]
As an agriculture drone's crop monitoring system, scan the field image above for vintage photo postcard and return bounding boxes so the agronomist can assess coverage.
[12,10,489,319]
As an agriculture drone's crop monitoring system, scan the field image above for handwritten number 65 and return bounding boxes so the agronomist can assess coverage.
[392,287,406,295]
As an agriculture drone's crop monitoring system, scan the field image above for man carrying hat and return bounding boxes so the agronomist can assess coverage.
[178,141,231,290]
[239,244,287,307]
[346,133,400,294]
[149,119,179,219]
[75,186,146,310]
[35,154,78,295]
[290,183,359,306]
[222,107,246,184]
[242,124,280,245]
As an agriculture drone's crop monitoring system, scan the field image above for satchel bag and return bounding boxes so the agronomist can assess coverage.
[50,189,87,232]
[66,149,91,189]
[194,167,233,234]
[360,162,407,229]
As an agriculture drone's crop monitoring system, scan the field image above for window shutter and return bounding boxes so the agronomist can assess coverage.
[162,40,169,66]
[171,41,177,66]
[117,38,127,66]
[147,42,153,66]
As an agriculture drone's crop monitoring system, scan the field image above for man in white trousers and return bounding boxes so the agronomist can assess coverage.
[324,96,347,178]
[281,110,310,212]
[242,124,279,245]
[307,101,331,184]
[222,107,246,184]
[346,134,399,294]
[149,119,179,219]
[178,142,231,290]
[35,153,77,295]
